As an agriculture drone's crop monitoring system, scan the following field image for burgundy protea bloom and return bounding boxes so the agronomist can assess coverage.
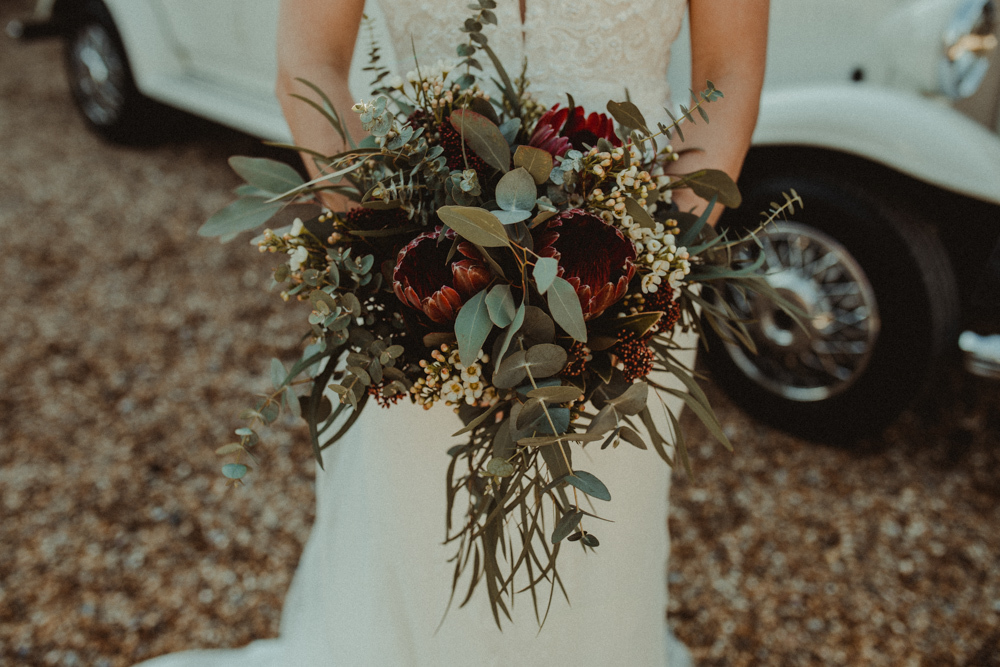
[536,209,636,320]
[393,227,492,323]
[528,105,622,156]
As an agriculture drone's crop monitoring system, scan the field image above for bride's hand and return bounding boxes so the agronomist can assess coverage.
[670,184,725,228]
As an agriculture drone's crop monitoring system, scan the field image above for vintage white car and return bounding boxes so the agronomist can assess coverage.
[10,0,1000,441]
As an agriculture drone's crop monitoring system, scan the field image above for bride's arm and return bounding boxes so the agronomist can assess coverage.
[669,0,770,225]
[276,0,368,207]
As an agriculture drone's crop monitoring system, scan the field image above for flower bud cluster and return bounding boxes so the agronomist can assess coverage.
[584,147,655,215]
[389,60,491,118]
[255,219,329,300]
[639,248,691,296]
[411,344,497,410]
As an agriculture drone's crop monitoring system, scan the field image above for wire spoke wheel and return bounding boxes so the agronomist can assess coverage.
[723,221,881,401]
[703,168,959,443]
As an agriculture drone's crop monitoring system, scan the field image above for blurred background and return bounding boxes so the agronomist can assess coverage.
[2,0,1000,664]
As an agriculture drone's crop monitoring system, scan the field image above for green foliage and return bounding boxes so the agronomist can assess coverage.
[454,289,492,366]
[493,168,536,224]
[512,145,553,184]
[449,109,511,173]
[437,206,510,247]
[485,284,516,327]
[545,276,587,342]
[532,257,558,294]
[229,156,305,196]
[199,198,281,239]
[565,471,611,501]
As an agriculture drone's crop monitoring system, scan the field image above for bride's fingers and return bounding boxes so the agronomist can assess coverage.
[670,187,725,228]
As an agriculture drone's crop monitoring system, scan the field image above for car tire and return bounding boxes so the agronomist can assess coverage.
[702,172,960,443]
[62,0,169,144]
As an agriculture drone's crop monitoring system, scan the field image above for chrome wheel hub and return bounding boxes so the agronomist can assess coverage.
[722,221,880,401]
[69,24,125,126]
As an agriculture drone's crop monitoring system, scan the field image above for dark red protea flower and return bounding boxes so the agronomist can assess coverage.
[393,226,492,323]
[528,105,622,156]
[536,209,636,320]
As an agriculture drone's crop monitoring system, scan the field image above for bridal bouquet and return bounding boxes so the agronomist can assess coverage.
[200,2,798,625]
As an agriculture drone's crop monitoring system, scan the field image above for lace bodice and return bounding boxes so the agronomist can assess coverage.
[371,0,687,115]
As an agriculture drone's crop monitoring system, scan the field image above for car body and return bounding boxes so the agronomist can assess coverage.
[10,0,1000,440]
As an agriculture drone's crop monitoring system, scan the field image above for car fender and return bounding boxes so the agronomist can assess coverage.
[753,84,1000,206]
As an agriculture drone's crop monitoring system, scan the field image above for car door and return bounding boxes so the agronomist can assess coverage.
[151,0,280,99]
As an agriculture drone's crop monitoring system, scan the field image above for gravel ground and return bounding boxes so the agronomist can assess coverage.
[3,2,1000,665]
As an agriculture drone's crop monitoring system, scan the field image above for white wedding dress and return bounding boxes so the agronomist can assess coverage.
[139,1,691,665]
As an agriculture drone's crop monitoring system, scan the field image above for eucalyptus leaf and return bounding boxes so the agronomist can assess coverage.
[565,470,611,501]
[449,109,510,173]
[496,302,526,363]
[493,350,527,389]
[606,382,648,416]
[454,289,492,367]
[452,399,504,436]
[618,425,648,450]
[229,156,305,195]
[546,276,587,342]
[684,169,741,208]
[525,343,568,378]
[270,358,286,390]
[285,386,302,418]
[532,257,558,294]
[587,404,618,435]
[199,198,282,238]
[215,443,243,456]
[535,406,570,435]
[485,284,516,327]
[551,511,583,544]
[486,457,515,477]
[521,306,556,346]
[512,145,553,184]
[611,311,663,338]
[346,364,371,386]
[498,118,522,145]
[526,385,583,403]
[515,397,545,430]
[606,100,650,134]
[492,209,533,225]
[221,463,249,480]
[438,206,510,248]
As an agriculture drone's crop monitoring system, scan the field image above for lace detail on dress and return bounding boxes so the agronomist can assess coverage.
[372,0,686,114]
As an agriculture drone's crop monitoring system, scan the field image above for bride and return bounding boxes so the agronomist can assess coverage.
[139,0,767,664]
